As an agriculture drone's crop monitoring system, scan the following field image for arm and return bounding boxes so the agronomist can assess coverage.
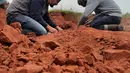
[78,0,100,25]
[43,12,63,31]
[42,12,57,28]
[29,0,48,28]
[29,0,59,33]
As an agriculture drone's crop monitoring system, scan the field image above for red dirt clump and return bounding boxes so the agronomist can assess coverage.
[0,8,130,73]
[49,12,77,30]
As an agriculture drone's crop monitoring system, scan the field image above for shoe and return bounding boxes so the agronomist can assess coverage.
[104,25,123,31]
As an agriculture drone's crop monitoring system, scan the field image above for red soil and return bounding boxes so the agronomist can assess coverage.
[0,8,130,73]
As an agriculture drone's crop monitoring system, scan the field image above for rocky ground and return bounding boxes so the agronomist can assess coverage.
[0,8,130,73]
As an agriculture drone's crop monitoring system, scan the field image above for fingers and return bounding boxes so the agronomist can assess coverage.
[55,26,63,31]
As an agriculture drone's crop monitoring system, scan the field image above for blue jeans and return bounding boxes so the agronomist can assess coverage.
[7,15,47,35]
[90,13,122,29]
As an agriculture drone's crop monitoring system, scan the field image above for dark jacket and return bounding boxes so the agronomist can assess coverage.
[6,0,56,28]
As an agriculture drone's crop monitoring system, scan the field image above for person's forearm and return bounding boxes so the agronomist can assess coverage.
[31,15,48,28]
[78,16,88,25]
[30,0,48,28]
[78,0,99,25]
[45,19,57,28]
[83,0,99,17]
[43,12,57,28]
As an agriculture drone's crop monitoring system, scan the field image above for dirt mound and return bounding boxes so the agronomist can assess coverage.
[49,12,77,30]
[121,17,130,26]
[0,8,130,73]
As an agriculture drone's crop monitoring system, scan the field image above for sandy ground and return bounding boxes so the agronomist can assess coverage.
[0,8,130,73]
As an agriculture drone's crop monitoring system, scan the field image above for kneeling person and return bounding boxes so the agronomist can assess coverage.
[6,0,62,36]
[77,0,124,31]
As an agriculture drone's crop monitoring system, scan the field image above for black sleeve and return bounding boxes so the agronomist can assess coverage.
[42,12,57,28]
[29,0,48,28]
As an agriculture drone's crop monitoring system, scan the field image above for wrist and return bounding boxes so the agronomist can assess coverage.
[46,25,51,29]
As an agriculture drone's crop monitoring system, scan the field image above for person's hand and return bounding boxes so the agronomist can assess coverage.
[55,26,63,31]
[46,25,58,33]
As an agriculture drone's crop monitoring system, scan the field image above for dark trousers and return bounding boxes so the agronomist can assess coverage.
[90,13,122,29]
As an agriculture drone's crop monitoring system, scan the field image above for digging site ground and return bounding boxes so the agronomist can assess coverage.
[0,8,130,73]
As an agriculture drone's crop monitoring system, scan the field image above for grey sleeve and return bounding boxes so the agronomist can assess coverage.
[78,0,100,25]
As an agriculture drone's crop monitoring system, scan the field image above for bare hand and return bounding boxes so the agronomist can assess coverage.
[46,25,58,33]
[56,26,63,31]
